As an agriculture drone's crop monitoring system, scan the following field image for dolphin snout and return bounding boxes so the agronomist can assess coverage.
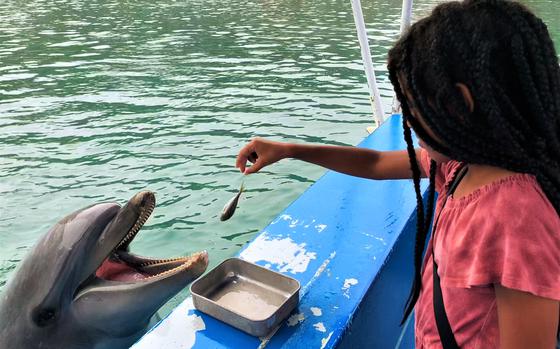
[129,191,156,210]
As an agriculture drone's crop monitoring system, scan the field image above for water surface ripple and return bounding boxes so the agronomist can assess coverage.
[0,0,558,315]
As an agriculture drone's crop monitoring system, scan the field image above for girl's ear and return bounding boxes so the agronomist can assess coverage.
[455,83,475,112]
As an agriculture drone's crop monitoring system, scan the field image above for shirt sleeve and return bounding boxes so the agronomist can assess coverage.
[440,178,560,300]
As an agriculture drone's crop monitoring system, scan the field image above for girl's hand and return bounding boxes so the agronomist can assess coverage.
[236,138,291,175]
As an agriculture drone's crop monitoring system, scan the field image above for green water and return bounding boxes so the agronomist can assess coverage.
[1,0,558,316]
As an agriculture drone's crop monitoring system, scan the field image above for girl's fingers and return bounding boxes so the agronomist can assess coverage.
[236,142,256,172]
[236,138,269,175]
[236,154,247,173]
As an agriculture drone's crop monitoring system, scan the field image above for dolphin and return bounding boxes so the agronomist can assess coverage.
[0,191,208,349]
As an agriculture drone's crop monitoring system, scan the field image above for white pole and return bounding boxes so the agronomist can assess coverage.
[399,0,414,34]
[392,0,414,114]
[350,0,385,126]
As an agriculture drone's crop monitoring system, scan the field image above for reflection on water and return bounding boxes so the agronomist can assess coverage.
[0,0,557,316]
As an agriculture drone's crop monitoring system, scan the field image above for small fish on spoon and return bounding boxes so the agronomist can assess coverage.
[220,182,245,221]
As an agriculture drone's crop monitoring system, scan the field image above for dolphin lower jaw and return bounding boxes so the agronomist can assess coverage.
[70,250,208,339]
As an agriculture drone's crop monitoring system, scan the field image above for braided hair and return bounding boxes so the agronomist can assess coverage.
[387,0,560,323]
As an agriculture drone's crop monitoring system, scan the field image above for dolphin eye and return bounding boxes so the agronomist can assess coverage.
[32,307,57,327]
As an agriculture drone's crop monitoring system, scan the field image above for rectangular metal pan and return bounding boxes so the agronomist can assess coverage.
[191,257,300,337]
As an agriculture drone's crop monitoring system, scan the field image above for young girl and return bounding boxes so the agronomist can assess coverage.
[236,0,560,348]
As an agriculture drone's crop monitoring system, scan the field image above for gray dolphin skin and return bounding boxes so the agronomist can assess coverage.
[0,191,209,349]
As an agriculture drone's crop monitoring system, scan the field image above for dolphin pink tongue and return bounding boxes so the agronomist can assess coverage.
[96,258,149,281]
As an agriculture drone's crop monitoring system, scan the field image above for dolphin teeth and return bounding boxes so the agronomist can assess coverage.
[139,252,205,278]
[146,260,193,280]
[138,256,191,267]
[115,200,155,249]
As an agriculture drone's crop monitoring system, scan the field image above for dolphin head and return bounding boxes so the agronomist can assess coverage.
[0,191,208,349]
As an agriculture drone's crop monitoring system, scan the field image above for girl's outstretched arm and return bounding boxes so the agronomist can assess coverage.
[236,137,424,180]
[495,285,559,349]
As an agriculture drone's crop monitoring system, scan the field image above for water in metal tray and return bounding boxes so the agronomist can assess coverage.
[211,275,285,320]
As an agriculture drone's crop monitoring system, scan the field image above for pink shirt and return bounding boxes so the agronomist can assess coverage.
[415,149,560,348]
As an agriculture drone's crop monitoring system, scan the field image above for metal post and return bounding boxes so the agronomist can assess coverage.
[399,0,414,34]
[350,0,385,127]
[392,0,414,114]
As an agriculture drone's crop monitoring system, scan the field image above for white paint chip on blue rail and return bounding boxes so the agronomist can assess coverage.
[239,232,317,274]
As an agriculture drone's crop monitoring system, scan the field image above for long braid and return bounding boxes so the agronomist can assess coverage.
[388,0,560,322]
[424,161,437,235]
[401,118,438,323]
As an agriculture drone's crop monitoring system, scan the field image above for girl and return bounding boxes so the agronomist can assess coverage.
[236,0,560,348]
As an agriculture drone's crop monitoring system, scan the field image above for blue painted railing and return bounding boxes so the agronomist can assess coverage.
[133,114,427,348]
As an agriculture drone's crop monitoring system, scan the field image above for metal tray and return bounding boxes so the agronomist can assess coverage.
[191,257,300,337]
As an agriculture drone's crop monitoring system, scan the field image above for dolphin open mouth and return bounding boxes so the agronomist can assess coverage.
[91,192,208,283]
